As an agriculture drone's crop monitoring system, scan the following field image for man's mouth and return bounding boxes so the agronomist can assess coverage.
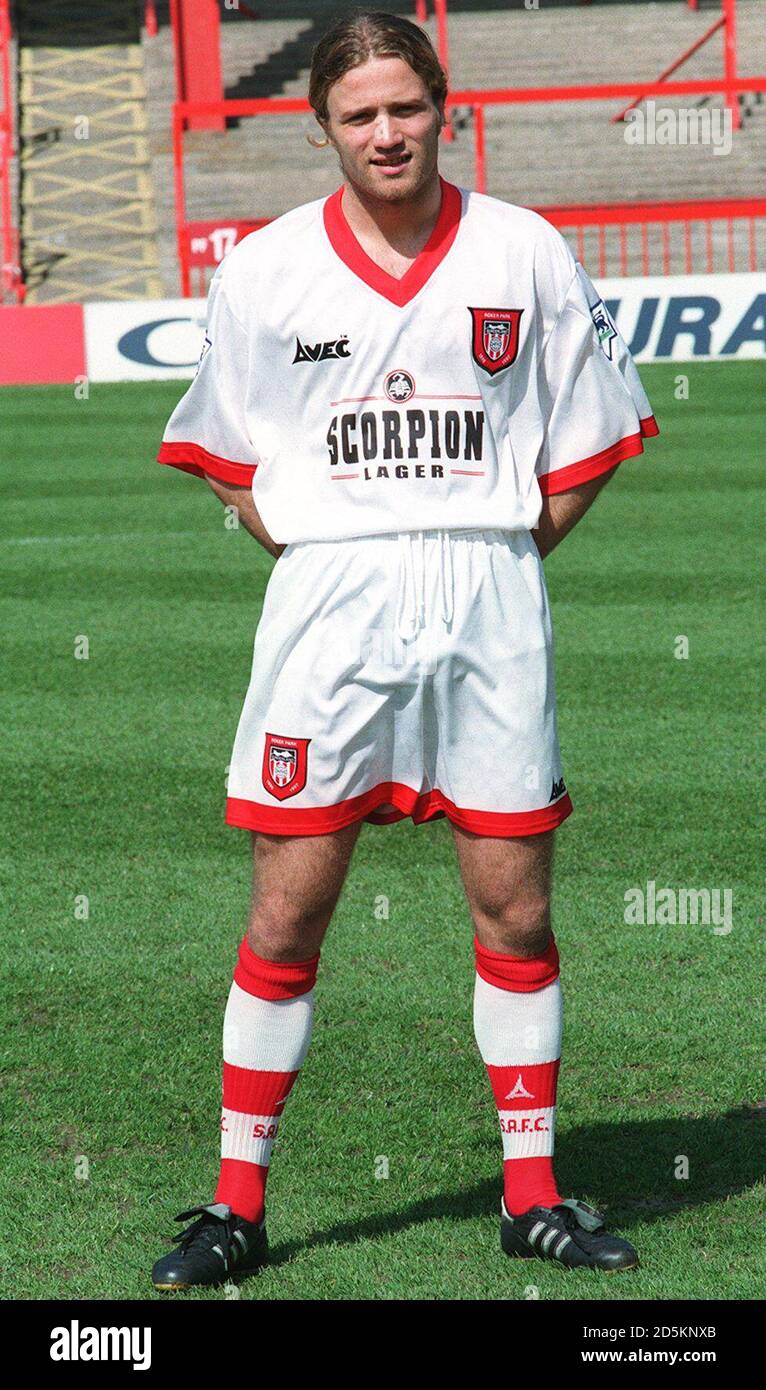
[370,152,412,171]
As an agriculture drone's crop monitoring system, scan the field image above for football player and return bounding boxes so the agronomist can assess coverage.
[152,10,657,1289]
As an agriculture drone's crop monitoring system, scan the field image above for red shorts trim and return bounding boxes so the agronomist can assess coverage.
[225,782,573,837]
[157,441,257,487]
[538,414,659,496]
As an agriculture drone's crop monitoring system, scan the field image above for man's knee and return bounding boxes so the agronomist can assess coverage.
[475,890,551,934]
[246,826,360,960]
[247,887,333,958]
[454,826,555,955]
[470,890,552,954]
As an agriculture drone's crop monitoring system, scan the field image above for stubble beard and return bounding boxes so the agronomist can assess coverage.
[336,129,441,207]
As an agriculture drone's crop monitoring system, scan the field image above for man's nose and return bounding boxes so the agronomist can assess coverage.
[373,115,403,146]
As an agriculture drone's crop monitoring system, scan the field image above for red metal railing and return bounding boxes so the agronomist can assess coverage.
[177,200,766,297]
[462,76,766,194]
[144,1,158,39]
[614,0,740,131]
[172,71,766,295]
[542,198,766,278]
[418,1,450,84]
[0,0,22,302]
[612,13,727,124]
[723,0,739,129]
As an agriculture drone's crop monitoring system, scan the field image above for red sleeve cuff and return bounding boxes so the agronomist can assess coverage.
[157,441,257,487]
[538,415,659,496]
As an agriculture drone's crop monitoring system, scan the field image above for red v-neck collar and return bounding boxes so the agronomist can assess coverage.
[323,176,462,308]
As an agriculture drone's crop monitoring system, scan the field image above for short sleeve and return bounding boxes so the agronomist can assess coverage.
[535,261,659,496]
[157,262,259,487]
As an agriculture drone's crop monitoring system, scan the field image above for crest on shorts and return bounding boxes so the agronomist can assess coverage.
[262,732,311,801]
[469,307,523,375]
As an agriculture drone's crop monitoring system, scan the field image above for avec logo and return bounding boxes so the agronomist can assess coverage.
[293,335,351,363]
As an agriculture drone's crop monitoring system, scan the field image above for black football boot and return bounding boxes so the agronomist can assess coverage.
[501,1196,639,1271]
[151,1202,268,1291]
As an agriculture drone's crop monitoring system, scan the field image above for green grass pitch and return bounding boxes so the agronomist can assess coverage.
[1,361,763,1301]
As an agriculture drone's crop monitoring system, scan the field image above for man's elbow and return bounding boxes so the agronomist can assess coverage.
[594,464,620,492]
[204,472,242,506]
[570,464,619,505]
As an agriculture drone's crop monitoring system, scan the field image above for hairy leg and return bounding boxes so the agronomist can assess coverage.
[455,825,563,1214]
[247,820,364,962]
[451,825,556,956]
[211,820,364,1224]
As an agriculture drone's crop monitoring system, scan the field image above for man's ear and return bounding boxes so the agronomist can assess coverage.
[308,116,331,150]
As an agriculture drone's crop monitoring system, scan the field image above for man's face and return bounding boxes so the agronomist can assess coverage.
[322,56,443,203]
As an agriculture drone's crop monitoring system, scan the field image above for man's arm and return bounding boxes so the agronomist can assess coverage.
[532,465,618,561]
[204,474,285,559]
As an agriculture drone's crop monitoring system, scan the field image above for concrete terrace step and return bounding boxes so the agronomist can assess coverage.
[141,1,765,294]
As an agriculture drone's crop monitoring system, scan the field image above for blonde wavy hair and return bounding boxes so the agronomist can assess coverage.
[306,9,447,148]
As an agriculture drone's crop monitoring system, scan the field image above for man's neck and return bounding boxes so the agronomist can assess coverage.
[341,172,443,257]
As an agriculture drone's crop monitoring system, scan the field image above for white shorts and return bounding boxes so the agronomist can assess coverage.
[225,528,572,837]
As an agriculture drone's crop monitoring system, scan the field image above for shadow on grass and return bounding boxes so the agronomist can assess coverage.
[256,1105,764,1267]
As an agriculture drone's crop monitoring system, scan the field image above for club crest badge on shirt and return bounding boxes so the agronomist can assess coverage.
[469,307,524,375]
[262,733,311,800]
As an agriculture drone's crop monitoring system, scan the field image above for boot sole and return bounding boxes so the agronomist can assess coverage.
[153,1264,267,1292]
[502,1226,639,1271]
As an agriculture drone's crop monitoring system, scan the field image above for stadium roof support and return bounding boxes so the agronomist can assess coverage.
[170,0,224,132]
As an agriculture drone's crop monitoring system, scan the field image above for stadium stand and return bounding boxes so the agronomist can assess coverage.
[10,0,161,302]
[149,0,766,293]
[2,1,765,301]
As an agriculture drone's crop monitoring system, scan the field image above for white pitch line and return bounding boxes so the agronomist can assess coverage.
[1,530,209,547]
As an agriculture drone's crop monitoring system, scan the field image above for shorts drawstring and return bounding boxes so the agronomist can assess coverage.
[439,528,454,627]
[396,530,424,640]
[396,530,454,641]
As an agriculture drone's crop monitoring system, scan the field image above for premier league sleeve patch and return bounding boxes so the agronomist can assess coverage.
[262,732,311,800]
[589,299,618,360]
[469,307,524,375]
[194,330,212,377]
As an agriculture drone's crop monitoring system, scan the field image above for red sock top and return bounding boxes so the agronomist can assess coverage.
[234,935,320,1000]
[474,934,560,992]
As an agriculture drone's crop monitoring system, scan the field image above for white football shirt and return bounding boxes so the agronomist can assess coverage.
[158,177,658,542]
